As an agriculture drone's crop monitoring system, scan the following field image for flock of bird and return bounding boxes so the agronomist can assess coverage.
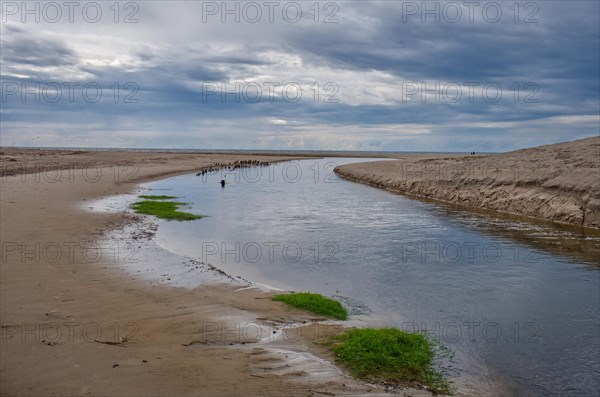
[195,159,272,176]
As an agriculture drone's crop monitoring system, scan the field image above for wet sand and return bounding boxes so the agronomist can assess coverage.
[1,150,441,397]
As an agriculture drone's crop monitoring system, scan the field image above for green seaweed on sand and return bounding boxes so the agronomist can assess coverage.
[132,199,202,221]
[328,327,452,395]
[272,292,348,320]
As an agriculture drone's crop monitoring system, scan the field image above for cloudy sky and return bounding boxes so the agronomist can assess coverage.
[1,1,598,152]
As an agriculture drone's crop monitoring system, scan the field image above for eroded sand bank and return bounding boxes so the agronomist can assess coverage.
[335,137,600,230]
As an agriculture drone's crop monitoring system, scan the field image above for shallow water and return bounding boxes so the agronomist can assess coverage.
[139,158,598,396]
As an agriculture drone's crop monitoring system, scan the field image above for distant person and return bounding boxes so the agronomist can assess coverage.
[220,179,225,188]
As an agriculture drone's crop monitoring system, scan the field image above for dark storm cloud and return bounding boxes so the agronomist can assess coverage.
[288,1,599,82]
[0,34,77,67]
[0,1,598,150]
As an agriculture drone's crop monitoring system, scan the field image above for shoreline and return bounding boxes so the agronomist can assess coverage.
[334,137,600,231]
[0,147,453,179]
[1,152,442,396]
[2,142,596,395]
[85,160,516,396]
[335,168,600,235]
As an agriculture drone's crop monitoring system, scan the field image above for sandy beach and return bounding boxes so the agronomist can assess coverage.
[335,137,600,230]
[1,141,597,396]
[1,150,444,397]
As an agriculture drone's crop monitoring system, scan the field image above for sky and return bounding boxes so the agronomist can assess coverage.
[0,0,599,152]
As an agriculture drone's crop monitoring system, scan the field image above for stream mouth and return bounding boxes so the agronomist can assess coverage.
[91,158,599,396]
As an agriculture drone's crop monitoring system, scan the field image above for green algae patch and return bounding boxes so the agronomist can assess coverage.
[132,199,202,221]
[272,292,348,320]
[329,327,452,394]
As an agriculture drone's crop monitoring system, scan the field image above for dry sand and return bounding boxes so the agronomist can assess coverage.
[335,137,600,230]
[0,150,437,397]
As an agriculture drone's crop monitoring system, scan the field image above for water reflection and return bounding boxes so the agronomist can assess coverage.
[143,158,599,396]
[423,201,600,268]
